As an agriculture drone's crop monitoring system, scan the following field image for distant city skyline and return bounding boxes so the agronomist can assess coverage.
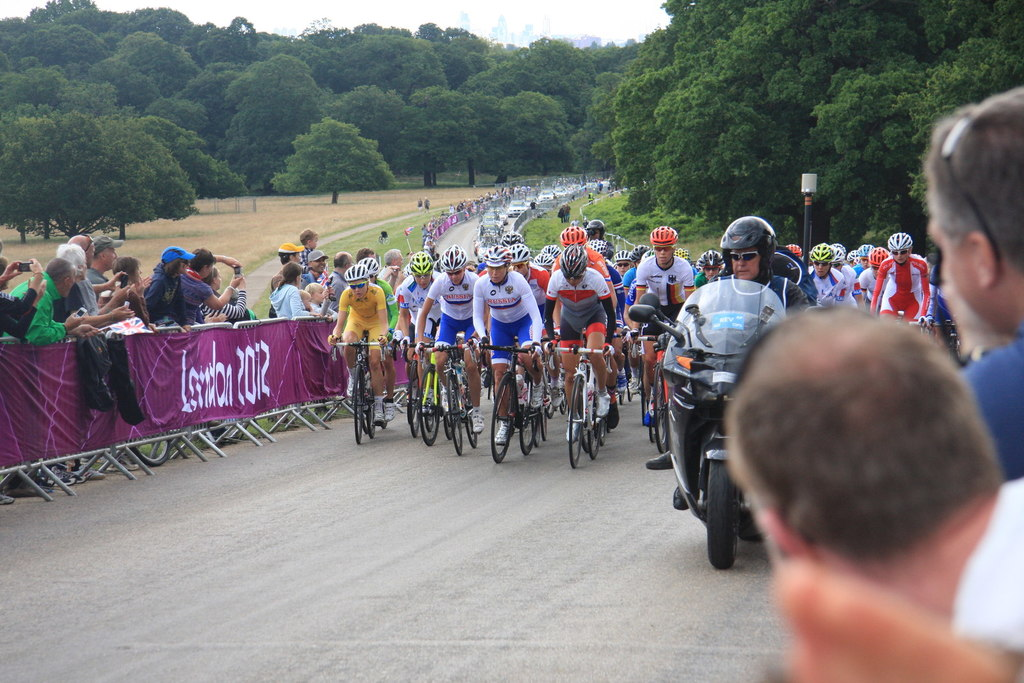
[4,1,669,46]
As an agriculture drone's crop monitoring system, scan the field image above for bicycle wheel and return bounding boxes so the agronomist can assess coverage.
[568,374,586,469]
[420,368,440,446]
[653,366,668,453]
[362,367,376,440]
[519,377,537,456]
[130,441,171,467]
[490,372,516,464]
[406,360,420,438]
[353,362,366,445]
[461,376,478,449]
[445,375,464,456]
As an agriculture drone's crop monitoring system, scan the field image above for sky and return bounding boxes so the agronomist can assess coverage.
[4,1,671,45]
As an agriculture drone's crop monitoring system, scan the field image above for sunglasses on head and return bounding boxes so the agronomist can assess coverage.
[729,251,759,262]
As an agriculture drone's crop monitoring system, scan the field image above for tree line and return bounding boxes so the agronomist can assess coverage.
[610,0,1024,247]
[0,0,637,237]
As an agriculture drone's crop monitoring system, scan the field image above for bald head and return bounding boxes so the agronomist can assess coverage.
[68,235,93,266]
[726,309,1001,562]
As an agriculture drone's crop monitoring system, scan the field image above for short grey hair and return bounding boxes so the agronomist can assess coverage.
[383,248,402,266]
[925,86,1024,273]
[55,243,87,272]
[45,257,76,283]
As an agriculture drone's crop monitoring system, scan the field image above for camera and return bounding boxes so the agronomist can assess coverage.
[119,274,129,288]
[233,266,242,276]
[17,261,32,272]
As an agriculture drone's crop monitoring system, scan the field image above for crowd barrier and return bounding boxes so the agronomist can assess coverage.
[0,319,412,499]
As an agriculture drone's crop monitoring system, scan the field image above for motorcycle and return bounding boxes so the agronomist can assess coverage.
[628,279,786,569]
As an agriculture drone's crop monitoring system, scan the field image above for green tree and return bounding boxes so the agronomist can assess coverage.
[195,17,258,67]
[0,112,195,238]
[179,63,242,153]
[324,85,405,170]
[483,91,572,180]
[335,35,447,97]
[400,87,479,186]
[27,0,97,24]
[11,23,108,69]
[0,66,68,109]
[135,116,246,198]
[111,31,199,96]
[222,54,323,191]
[273,118,393,202]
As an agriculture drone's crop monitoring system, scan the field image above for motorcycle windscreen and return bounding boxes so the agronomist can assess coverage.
[677,278,786,355]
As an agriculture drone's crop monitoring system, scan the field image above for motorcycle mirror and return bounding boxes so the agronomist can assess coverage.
[628,304,656,324]
[639,292,661,308]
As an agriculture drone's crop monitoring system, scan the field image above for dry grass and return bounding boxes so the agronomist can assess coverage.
[0,188,481,277]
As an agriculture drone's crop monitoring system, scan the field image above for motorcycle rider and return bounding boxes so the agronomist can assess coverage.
[646,216,808,470]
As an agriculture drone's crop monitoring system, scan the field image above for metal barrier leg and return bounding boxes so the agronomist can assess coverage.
[110,445,153,477]
[246,419,276,443]
[193,430,227,458]
[35,464,76,497]
[177,435,210,462]
[14,469,54,502]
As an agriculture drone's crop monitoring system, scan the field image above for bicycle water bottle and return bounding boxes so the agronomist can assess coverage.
[516,374,527,404]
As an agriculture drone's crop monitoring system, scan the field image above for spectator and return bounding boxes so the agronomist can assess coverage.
[55,243,132,327]
[298,229,319,273]
[381,248,403,291]
[9,257,98,343]
[320,251,352,319]
[181,248,242,325]
[200,266,250,324]
[924,86,1024,480]
[271,243,303,293]
[302,249,328,287]
[112,255,152,327]
[86,236,123,286]
[726,309,1022,653]
[145,246,192,327]
[302,282,327,315]
[270,262,305,319]
[0,257,45,338]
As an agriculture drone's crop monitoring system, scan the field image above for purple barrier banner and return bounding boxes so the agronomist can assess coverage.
[0,321,348,468]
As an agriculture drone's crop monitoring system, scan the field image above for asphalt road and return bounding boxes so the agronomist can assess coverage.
[2,217,785,682]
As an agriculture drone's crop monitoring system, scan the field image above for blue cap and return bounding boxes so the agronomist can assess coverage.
[161,246,196,263]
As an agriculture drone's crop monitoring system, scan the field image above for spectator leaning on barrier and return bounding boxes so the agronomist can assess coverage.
[182,248,243,326]
[0,257,46,338]
[9,258,99,343]
[55,243,132,327]
[86,236,123,286]
[271,243,303,295]
[270,262,305,319]
[200,265,250,324]
[146,246,192,327]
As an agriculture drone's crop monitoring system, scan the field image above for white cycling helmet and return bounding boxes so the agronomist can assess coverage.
[508,243,532,264]
[533,251,556,268]
[830,243,847,264]
[357,256,380,277]
[887,232,913,252]
[346,261,371,283]
[439,245,468,272]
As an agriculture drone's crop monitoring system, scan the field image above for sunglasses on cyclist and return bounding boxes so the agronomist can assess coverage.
[891,249,910,256]
[811,260,832,267]
[350,281,367,289]
[729,251,759,262]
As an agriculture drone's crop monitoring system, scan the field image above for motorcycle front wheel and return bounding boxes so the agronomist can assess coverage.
[706,459,739,569]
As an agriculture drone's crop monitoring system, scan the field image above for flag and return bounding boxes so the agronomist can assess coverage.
[404,225,415,236]
[105,317,152,335]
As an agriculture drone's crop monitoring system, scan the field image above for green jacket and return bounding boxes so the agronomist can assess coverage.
[10,273,67,345]
[375,279,399,328]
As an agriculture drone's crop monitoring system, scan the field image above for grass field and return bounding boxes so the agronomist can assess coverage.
[0,187,483,287]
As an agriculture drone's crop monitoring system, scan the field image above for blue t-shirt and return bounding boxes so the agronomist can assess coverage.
[964,319,1024,480]
[622,266,637,290]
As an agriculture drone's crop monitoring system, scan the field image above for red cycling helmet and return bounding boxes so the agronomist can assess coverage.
[650,226,678,246]
[785,244,803,259]
[868,246,890,269]
[560,225,587,246]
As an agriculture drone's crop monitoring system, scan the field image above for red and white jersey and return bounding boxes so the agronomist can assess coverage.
[523,265,550,309]
[872,255,930,314]
[546,266,611,330]
[553,246,612,285]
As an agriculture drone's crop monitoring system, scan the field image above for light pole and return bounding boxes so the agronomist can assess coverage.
[801,173,817,268]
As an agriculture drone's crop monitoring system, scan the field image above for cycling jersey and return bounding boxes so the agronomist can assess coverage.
[545,266,613,342]
[635,256,694,309]
[522,265,550,311]
[474,270,542,364]
[811,270,856,307]
[426,270,479,320]
[872,255,930,319]
[607,264,625,323]
[339,284,387,339]
[858,268,877,308]
[837,264,862,302]
[373,278,399,327]
[622,266,638,290]
[553,246,612,284]
[397,274,440,338]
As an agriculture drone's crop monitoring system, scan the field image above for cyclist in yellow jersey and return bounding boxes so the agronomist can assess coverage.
[328,261,390,425]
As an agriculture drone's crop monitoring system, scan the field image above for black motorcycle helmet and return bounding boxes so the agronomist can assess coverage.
[720,216,777,282]
[585,219,606,239]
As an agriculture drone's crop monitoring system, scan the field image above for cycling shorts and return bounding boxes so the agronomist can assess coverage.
[437,312,474,346]
[559,311,607,346]
[490,313,537,365]
[640,304,681,338]
[879,292,922,319]
[345,318,383,342]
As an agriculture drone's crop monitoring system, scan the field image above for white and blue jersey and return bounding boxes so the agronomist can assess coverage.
[399,274,440,339]
[607,264,625,324]
[473,270,542,364]
[427,270,479,344]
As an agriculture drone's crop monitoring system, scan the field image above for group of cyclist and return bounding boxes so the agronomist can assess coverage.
[326,211,948,460]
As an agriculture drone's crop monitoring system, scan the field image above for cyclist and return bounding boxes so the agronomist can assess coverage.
[416,245,484,433]
[508,242,549,317]
[871,232,930,319]
[633,226,695,422]
[830,243,864,308]
[808,243,856,307]
[784,244,803,260]
[395,252,439,390]
[694,249,725,287]
[533,249,557,272]
[545,244,616,432]
[859,246,890,310]
[588,238,627,406]
[328,261,390,426]
[359,256,400,420]
[474,245,544,446]
[554,225,614,288]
